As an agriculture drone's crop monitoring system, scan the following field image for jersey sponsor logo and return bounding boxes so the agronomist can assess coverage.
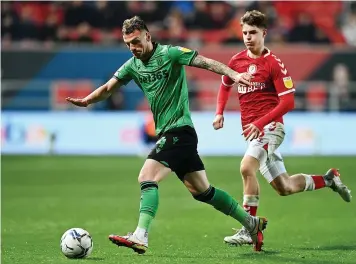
[138,70,169,83]
[282,76,293,89]
[248,64,257,75]
[178,47,192,53]
[237,82,266,94]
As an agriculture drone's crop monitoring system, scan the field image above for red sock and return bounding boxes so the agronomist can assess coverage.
[243,204,258,216]
[311,175,326,190]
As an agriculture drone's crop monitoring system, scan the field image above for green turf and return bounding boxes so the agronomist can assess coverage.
[2,155,356,264]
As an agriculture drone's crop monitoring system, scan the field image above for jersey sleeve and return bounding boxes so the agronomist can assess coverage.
[270,55,295,96]
[168,46,198,66]
[113,60,133,85]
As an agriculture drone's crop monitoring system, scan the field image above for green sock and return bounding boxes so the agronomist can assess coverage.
[196,186,251,228]
[138,213,154,230]
[137,181,159,231]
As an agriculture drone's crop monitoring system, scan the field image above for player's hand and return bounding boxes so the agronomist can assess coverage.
[232,72,252,86]
[66,97,89,107]
[213,114,224,130]
[242,123,263,141]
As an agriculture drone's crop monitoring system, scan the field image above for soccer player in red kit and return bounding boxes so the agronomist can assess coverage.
[213,10,352,246]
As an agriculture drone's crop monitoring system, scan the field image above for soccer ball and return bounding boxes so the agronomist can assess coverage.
[60,228,93,259]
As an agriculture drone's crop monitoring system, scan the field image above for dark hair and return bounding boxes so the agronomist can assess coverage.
[122,16,149,35]
[240,10,267,29]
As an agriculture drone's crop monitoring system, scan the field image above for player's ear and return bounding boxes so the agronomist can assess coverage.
[145,32,151,42]
[263,29,267,38]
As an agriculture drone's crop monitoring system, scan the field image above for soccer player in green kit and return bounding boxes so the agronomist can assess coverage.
[66,16,267,253]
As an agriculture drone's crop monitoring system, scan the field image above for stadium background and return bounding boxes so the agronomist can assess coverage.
[2,1,356,264]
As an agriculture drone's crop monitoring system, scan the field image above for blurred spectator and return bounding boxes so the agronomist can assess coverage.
[1,1,19,41]
[267,17,289,44]
[224,8,245,44]
[341,9,356,46]
[189,1,215,29]
[16,5,40,41]
[208,2,233,30]
[55,26,71,43]
[125,1,167,27]
[170,0,195,22]
[76,22,93,43]
[91,1,124,29]
[41,13,59,42]
[0,0,353,46]
[314,28,331,44]
[288,13,318,43]
[64,1,95,27]
[329,64,356,111]
[163,8,186,45]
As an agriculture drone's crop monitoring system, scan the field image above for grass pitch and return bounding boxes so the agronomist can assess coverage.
[2,155,356,264]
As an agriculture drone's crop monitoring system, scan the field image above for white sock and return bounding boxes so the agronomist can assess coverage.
[303,174,315,191]
[133,227,148,243]
[243,195,259,216]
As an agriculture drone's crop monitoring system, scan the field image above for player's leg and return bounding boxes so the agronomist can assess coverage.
[240,122,285,216]
[262,151,332,195]
[224,122,284,245]
[109,137,172,254]
[175,145,267,251]
[225,133,274,246]
[135,159,171,237]
[265,155,352,201]
[223,155,260,246]
[240,155,260,216]
[172,129,261,232]
[182,169,267,251]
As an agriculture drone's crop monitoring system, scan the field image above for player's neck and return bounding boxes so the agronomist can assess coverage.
[247,46,266,59]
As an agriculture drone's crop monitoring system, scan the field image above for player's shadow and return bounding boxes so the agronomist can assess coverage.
[140,250,280,260]
[298,245,356,251]
[83,257,105,261]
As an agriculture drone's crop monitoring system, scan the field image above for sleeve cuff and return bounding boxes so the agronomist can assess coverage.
[188,51,199,66]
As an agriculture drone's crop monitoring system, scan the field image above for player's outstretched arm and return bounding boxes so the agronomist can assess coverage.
[66,78,123,107]
[190,55,251,86]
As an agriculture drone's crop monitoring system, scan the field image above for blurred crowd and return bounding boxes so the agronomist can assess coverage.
[2,1,356,47]
[2,1,356,113]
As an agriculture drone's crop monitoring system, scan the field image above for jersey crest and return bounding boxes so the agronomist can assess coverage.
[156,56,163,66]
[248,64,257,75]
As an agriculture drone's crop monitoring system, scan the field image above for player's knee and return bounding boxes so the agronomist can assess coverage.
[275,184,293,196]
[138,173,148,183]
[193,185,215,203]
[240,163,255,179]
[138,171,157,183]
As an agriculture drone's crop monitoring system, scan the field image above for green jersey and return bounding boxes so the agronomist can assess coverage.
[113,43,198,135]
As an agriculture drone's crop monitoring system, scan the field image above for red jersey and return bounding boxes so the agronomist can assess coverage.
[218,48,295,129]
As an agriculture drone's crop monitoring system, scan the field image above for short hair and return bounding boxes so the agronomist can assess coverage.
[122,16,149,35]
[240,10,267,29]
